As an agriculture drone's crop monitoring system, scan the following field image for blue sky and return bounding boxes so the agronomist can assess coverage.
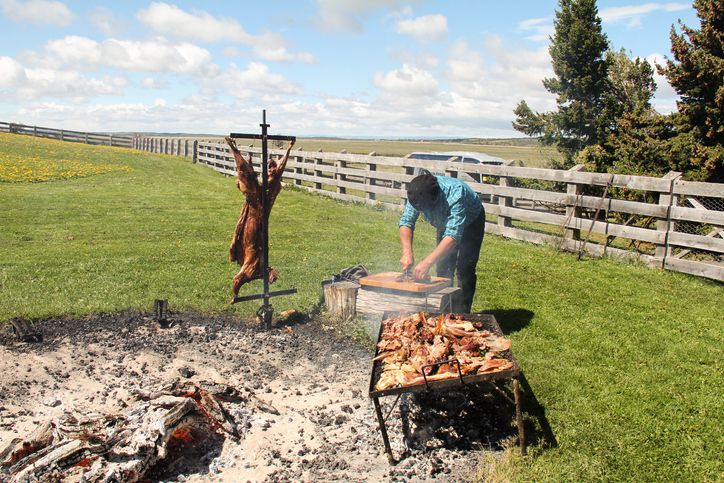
[0,1,698,137]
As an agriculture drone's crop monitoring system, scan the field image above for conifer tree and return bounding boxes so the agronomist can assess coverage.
[513,0,610,165]
[658,0,723,181]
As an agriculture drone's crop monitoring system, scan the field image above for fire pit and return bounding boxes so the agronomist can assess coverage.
[368,312,526,464]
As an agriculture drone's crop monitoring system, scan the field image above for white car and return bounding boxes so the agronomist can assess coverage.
[408,151,505,183]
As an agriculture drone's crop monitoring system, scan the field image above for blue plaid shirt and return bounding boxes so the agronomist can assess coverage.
[398,176,482,241]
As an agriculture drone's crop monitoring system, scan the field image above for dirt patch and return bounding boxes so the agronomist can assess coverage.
[0,310,517,482]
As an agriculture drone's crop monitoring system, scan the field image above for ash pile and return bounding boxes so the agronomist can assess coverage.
[1,381,266,482]
[0,311,518,482]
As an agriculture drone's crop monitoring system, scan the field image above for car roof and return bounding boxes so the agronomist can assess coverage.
[409,151,506,164]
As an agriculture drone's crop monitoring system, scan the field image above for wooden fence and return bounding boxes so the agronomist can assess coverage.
[167,138,723,282]
[132,136,197,158]
[0,121,134,148]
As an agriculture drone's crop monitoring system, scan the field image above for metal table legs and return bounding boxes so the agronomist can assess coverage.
[372,396,396,465]
[372,379,527,465]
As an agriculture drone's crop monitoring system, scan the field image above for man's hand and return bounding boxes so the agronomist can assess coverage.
[413,259,432,280]
[400,251,414,272]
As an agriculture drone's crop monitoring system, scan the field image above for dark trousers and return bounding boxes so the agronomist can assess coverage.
[436,208,485,313]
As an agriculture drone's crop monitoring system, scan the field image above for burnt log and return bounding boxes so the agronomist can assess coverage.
[1,382,246,482]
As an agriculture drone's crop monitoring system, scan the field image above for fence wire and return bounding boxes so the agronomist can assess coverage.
[673,195,724,263]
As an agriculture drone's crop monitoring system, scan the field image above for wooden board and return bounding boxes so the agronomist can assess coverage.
[358,271,451,294]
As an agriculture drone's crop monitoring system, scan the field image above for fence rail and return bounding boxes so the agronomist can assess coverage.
[1,121,134,148]
[6,124,722,282]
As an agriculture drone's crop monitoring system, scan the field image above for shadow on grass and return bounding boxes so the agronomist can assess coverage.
[517,372,558,449]
[478,308,557,449]
[483,308,535,333]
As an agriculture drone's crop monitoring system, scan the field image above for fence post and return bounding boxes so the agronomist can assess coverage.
[336,151,347,195]
[192,140,198,164]
[60,129,65,141]
[655,170,683,266]
[294,150,303,186]
[445,156,459,179]
[366,152,377,201]
[402,154,415,208]
[109,134,113,146]
[314,150,323,191]
[33,126,37,136]
[497,160,518,229]
[564,164,586,240]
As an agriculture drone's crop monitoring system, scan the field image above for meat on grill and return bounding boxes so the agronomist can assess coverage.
[225,137,294,300]
[374,312,513,391]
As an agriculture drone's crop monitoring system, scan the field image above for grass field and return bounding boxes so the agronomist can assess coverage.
[294,138,562,167]
[168,134,562,167]
[1,133,721,481]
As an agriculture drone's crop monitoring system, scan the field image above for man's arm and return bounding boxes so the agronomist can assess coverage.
[413,236,457,280]
[399,226,414,271]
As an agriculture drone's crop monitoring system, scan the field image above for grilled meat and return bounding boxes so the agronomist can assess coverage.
[374,312,513,391]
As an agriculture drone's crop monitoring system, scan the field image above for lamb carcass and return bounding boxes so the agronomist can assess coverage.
[226,137,294,301]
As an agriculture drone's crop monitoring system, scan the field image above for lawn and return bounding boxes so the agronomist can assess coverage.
[0,133,721,481]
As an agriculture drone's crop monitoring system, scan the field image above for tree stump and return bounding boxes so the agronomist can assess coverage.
[323,281,360,320]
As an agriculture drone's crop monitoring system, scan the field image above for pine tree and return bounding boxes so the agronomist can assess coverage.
[513,0,610,165]
[658,0,723,181]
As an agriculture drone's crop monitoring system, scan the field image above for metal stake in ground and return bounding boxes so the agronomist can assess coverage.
[229,110,297,329]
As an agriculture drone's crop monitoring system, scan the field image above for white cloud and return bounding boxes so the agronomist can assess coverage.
[0,56,27,86]
[222,47,247,58]
[137,2,315,64]
[314,0,411,32]
[203,62,303,100]
[138,2,253,43]
[102,38,213,74]
[446,38,554,109]
[395,14,447,42]
[26,35,215,74]
[373,64,438,101]
[252,45,317,64]
[600,2,691,28]
[0,56,127,100]
[13,97,291,134]
[387,46,439,70]
[141,77,168,89]
[0,0,73,26]
[518,16,553,42]
[89,7,121,36]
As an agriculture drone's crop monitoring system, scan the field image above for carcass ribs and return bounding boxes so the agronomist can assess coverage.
[226,137,295,300]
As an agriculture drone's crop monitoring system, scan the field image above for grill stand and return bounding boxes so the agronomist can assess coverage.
[229,110,297,329]
[371,377,526,465]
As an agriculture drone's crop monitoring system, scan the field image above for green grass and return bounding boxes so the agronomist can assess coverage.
[185,134,561,167]
[1,133,722,481]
